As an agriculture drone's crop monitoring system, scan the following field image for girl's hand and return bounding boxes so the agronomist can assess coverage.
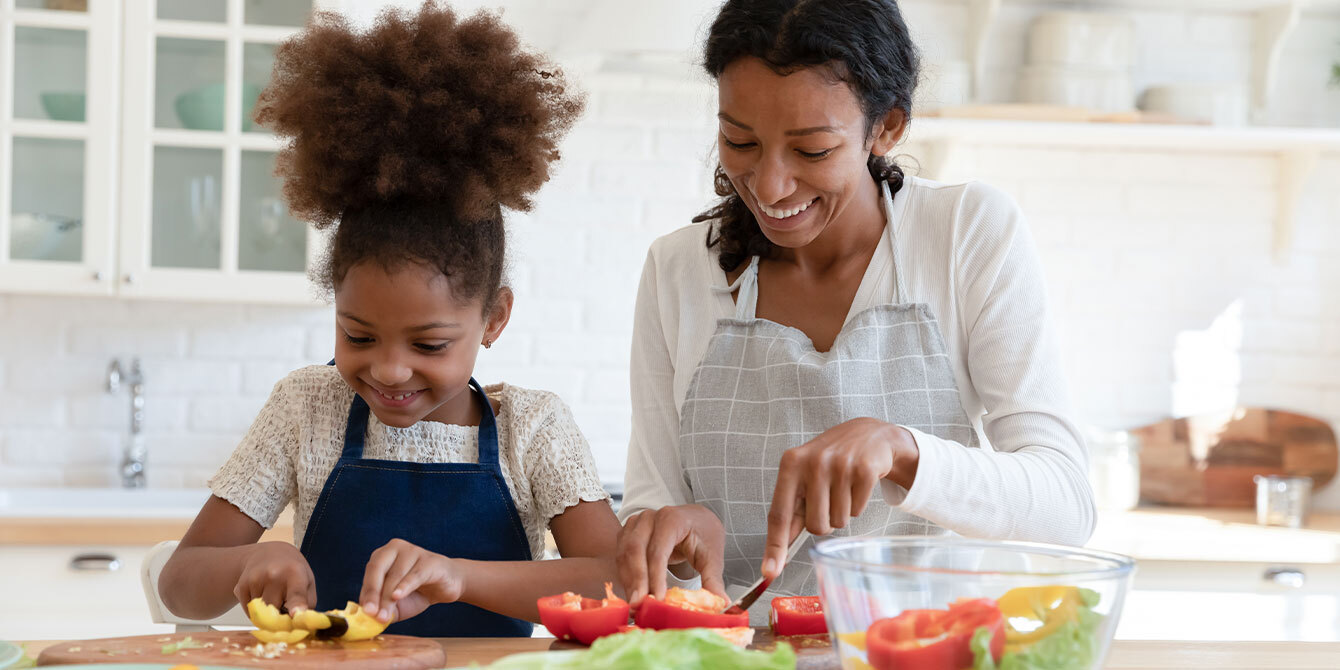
[234,541,318,612]
[762,418,919,578]
[616,504,726,606]
[360,538,464,623]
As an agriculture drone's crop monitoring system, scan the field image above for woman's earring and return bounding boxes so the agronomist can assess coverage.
[483,339,493,349]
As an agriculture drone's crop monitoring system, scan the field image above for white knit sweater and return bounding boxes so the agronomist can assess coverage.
[619,176,1095,547]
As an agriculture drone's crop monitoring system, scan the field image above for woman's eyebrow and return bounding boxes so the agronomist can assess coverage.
[717,113,837,136]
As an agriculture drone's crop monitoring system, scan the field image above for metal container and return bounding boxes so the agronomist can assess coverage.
[1254,475,1312,528]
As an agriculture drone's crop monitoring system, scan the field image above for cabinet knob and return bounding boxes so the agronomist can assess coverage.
[92,270,105,282]
[1263,566,1305,588]
[69,552,121,572]
[124,273,137,285]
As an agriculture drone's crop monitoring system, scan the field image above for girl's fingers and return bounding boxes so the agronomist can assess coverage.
[284,579,311,613]
[378,553,419,621]
[359,544,399,616]
[259,581,286,612]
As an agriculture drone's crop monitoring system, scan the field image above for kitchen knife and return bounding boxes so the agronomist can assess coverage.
[726,529,812,613]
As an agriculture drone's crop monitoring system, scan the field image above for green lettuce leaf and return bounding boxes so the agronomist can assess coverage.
[484,629,796,670]
[971,593,1106,670]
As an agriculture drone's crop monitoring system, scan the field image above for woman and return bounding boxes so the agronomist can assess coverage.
[616,0,1095,616]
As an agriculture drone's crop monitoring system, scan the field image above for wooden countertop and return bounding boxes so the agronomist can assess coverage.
[1087,506,1340,563]
[18,637,1340,669]
[0,508,294,545]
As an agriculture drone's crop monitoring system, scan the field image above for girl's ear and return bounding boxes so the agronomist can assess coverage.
[869,108,907,157]
[483,287,514,348]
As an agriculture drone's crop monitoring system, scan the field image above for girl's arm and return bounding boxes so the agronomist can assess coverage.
[160,495,316,619]
[361,500,622,623]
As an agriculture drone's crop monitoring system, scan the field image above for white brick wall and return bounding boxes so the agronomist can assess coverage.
[3,1,1340,511]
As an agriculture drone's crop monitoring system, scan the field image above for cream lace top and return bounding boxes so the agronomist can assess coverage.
[209,365,610,557]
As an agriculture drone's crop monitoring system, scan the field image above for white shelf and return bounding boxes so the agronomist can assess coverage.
[906,117,1340,153]
[982,0,1340,15]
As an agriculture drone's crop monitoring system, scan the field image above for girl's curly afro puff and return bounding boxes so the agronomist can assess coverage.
[254,1,584,305]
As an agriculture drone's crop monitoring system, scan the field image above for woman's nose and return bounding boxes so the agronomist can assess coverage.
[750,152,795,206]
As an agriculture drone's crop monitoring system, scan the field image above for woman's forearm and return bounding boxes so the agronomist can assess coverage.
[159,543,260,619]
[455,557,618,623]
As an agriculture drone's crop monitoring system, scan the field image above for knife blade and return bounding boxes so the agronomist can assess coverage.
[727,529,812,613]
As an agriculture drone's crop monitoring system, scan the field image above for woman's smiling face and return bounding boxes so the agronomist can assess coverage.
[333,261,507,428]
[716,57,902,250]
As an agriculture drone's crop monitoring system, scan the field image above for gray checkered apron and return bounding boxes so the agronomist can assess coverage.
[680,190,980,624]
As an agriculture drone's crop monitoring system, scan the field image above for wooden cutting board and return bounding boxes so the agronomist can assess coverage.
[550,628,839,669]
[37,630,445,669]
[1134,408,1338,507]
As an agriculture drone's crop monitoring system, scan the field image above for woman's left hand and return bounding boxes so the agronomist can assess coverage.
[360,538,464,623]
[762,418,918,578]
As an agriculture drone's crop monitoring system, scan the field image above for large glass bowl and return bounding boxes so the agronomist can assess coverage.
[811,536,1135,670]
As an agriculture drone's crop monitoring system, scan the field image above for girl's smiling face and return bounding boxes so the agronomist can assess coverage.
[333,261,510,428]
[716,57,904,250]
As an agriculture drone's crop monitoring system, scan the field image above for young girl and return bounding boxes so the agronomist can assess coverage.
[159,2,618,637]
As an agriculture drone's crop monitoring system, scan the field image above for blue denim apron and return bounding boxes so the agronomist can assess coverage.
[299,376,534,637]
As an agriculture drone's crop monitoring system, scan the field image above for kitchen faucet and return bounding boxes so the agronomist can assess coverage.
[106,358,146,488]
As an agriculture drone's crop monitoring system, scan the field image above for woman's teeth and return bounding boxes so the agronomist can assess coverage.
[759,199,813,220]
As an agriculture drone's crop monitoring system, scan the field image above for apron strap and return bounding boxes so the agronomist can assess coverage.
[729,256,761,320]
[335,372,500,465]
[880,180,909,305]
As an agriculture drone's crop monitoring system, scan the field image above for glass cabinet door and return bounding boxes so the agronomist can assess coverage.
[0,0,117,294]
[119,0,317,302]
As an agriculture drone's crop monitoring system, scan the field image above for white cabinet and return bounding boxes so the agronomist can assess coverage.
[0,545,174,640]
[1117,560,1340,642]
[0,0,326,304]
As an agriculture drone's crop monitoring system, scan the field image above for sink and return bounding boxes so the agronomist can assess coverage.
[0,487,210,518]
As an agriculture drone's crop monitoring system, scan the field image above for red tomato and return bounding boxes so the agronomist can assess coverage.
[632,589,750,630]
[866,598,1004,670]
[536,583,630,645]
[770,596,828,636]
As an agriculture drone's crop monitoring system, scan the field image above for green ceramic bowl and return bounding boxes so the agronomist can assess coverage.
[174,83,263,131]
[40,91,86,122]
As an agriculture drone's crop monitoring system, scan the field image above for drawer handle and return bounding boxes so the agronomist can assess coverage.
[1263,567,1305,588]
[70,553,121,572]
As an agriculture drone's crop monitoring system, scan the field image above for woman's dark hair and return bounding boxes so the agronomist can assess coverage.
[254,1,583,309]
[694,0,920,272]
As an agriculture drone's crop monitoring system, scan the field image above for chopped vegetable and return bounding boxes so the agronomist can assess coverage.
[245,597,386,642]
[769,596,827,637]
[866,598,1004,670]
[160,636,207,655]
[249,629,311,644]
[537,582,631,645]
[970,589,1104,670]
[633,587,749,630]
[486,628,795,669]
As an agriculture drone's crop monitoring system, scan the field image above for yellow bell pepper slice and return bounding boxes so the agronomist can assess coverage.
[249,628,310,644]
[245,598,294,632]
[997,586,1083,652]
[330,601,390,641]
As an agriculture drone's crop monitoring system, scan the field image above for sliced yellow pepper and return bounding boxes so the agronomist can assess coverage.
[246,598,293,632]
[836,631,867,651]
[249,629,310,644]
[330,600,390,641]
[997,586,1083,653]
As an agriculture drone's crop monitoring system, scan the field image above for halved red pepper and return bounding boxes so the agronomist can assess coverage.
[536,583,629,645]
[867,598,1004,670]
[770,596,827,636]
[632,587,749,630]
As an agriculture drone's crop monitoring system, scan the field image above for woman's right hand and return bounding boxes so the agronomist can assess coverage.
[233,541,318,612]
[616,504,726,606]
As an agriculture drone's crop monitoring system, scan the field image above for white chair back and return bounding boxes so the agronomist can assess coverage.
[141,540,251,632]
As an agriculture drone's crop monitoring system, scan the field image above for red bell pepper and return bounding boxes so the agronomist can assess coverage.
[866,598,1004,670]
[632,587,750,630]
[536,583,630,645]
[770,596,828,636]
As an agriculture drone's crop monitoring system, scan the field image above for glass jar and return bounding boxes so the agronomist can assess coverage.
[1085,427,1141,511]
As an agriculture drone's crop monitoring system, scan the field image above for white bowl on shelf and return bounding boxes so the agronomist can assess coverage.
[1018,64,1135,113]
[1028,11,1134,70]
